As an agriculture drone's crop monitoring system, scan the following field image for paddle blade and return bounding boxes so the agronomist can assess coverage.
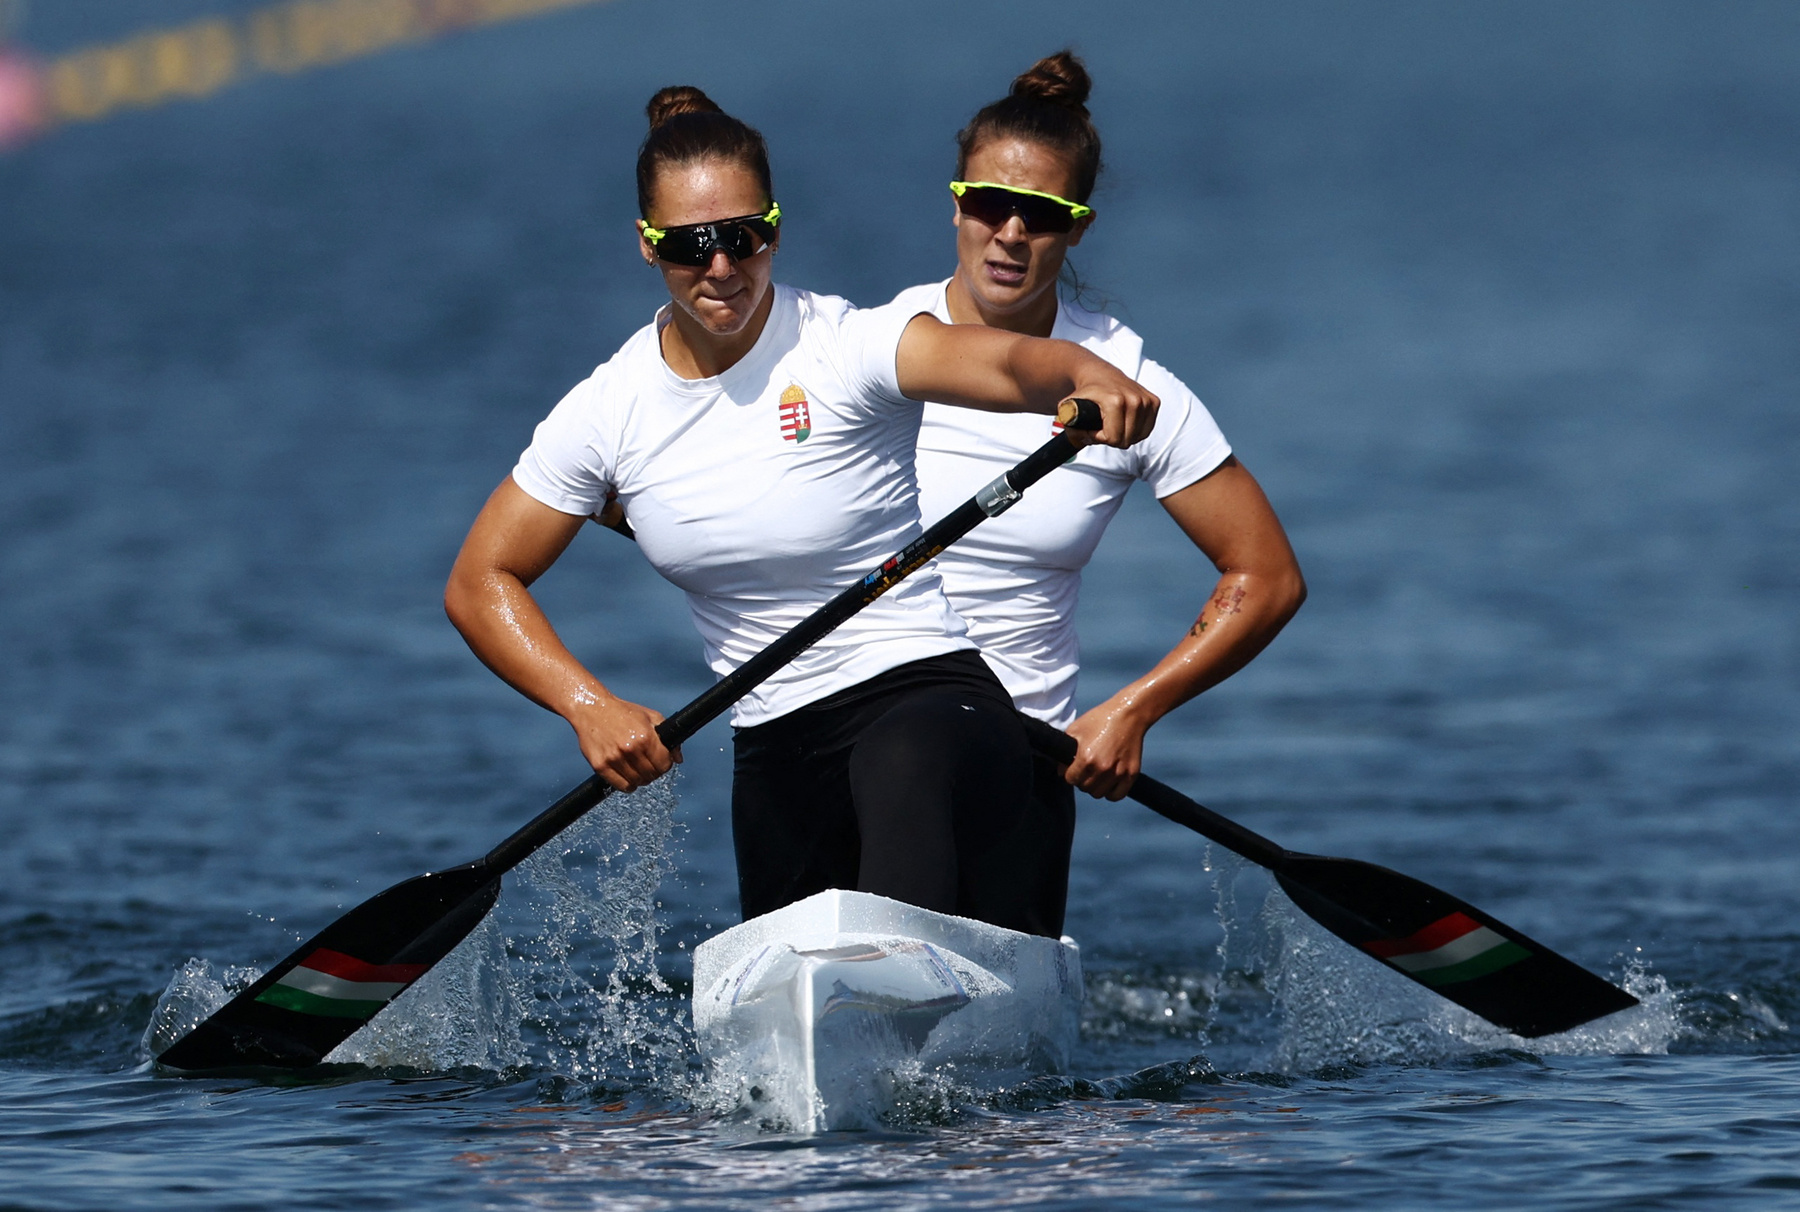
[157,863,501,1072]
[1273,855,1637,1038]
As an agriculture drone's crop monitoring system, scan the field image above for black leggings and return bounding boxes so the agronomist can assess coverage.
[732,650,1070,936]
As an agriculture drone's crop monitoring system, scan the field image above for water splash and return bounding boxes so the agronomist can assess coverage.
[330,915,526,1072]
[1081,971,1214,1040]
[503,774,693,1088]
[1202,866,1682,1072]
[140,958,262,1061]
[141,776,694,1085]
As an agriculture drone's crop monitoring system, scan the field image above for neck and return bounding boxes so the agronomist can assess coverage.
[945,269,1059,337]
[660,287,776,379]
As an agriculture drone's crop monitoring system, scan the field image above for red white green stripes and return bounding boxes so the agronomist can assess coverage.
[255,948,428,1019]
[1362,912,1531,986]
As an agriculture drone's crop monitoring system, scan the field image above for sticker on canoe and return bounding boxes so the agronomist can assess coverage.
[1361,912,1531,986]
[254,948,429,1019]
[779,384,812,444]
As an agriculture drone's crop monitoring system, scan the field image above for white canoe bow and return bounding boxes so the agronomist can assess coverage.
[692,889,1083,1132]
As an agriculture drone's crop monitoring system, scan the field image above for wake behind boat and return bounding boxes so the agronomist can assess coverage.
[692,889,1083,1132]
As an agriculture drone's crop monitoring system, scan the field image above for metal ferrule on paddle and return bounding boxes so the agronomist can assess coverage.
[481,398,1103,877]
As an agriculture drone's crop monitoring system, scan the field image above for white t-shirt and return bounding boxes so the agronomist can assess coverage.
[512,284,972,728]
[894,280,1232,727]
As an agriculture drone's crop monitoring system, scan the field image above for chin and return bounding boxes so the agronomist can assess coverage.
[688,301,751,335]
[704,311,754,337]
[977,284,1040,315]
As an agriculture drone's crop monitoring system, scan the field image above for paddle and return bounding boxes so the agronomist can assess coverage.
[1019,717,1637,1038]
[157,400,1105,1073]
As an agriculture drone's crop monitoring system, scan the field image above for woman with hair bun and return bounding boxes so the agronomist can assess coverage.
[445,86,1159,934]
[888,51,1306,935]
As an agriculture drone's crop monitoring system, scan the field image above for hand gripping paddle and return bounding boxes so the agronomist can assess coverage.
[157,400,1104,1072]
[1020,717,1638,1038]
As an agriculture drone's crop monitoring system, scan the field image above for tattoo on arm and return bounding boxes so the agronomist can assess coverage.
[1188,585,1247,637]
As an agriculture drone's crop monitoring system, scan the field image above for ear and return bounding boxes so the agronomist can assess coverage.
[636,219,656,266]
[1067,213,1094,248]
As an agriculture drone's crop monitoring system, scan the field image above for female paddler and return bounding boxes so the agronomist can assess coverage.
[889,52,1307,935]
[444,87,1159,935]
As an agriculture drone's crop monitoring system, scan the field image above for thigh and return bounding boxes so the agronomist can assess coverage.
[971,754,1077,938]
[848,687,1033,922]
[730,723,860,921]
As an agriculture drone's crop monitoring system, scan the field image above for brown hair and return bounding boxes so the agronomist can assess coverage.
[635,85,774,220]
[955,50,1103,203]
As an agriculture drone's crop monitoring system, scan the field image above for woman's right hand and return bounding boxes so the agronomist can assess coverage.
[567,693,681,793]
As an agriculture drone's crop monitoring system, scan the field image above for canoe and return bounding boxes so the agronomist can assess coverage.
[691,889,1083,1132]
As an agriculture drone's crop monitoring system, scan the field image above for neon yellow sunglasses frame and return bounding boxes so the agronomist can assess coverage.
[948,180,1093,222]
[640,202,782,246]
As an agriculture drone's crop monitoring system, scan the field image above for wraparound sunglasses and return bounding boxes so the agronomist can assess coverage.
[949,181,1093,234]
[641,203,781,267]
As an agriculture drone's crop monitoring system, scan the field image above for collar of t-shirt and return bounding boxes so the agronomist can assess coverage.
[648,288,803,398]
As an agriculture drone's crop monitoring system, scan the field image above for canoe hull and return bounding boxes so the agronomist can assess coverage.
[692,889,1083,1131]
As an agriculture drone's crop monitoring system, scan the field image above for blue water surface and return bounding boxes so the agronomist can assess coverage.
[3,1,1798,1207]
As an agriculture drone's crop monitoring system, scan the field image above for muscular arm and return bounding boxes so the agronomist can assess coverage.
[1065,457,1305,799]
[444,477,676,792]
[893,313,1159,449]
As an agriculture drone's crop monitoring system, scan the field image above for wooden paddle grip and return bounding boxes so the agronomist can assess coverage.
[1056,397,1102,431]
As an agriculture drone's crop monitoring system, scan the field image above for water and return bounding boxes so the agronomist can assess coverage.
[3,0,1798,1206]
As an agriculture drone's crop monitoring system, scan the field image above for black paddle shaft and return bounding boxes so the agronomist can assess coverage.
[1019,718,1288,867]
[480,398,1102,875]
[1019,716,1637,1037]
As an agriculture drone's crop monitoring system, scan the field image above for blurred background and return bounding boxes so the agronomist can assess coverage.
[4,3,1800,1205]
[2,0,1797,1060]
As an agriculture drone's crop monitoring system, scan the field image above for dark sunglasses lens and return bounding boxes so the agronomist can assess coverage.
[655,228,713,265]
[956,187,1076,234]
[716,221,770,260]
[654,219,773,266]
[736,218,776,251]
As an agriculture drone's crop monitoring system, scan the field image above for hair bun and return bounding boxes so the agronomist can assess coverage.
[645,85,723,130]
[1010,50,1091,112]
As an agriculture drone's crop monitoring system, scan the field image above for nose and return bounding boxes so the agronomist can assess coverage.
[705,249,736,279]
[995,213,1030,244]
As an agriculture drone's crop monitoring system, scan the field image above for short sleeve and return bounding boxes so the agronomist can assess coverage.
[510,374,615,517]
[832,296,930,409]
[1132,358,1233,499]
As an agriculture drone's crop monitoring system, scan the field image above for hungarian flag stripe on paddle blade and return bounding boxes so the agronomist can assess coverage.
[156,866,501,1071]
[1362,911,1534,986]
[253,948,428,1018]
[1275,857,1637,1038]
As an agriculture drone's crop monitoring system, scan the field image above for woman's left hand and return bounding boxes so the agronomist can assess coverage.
[1065,364,1160,450]
[1063,697,1151,800]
